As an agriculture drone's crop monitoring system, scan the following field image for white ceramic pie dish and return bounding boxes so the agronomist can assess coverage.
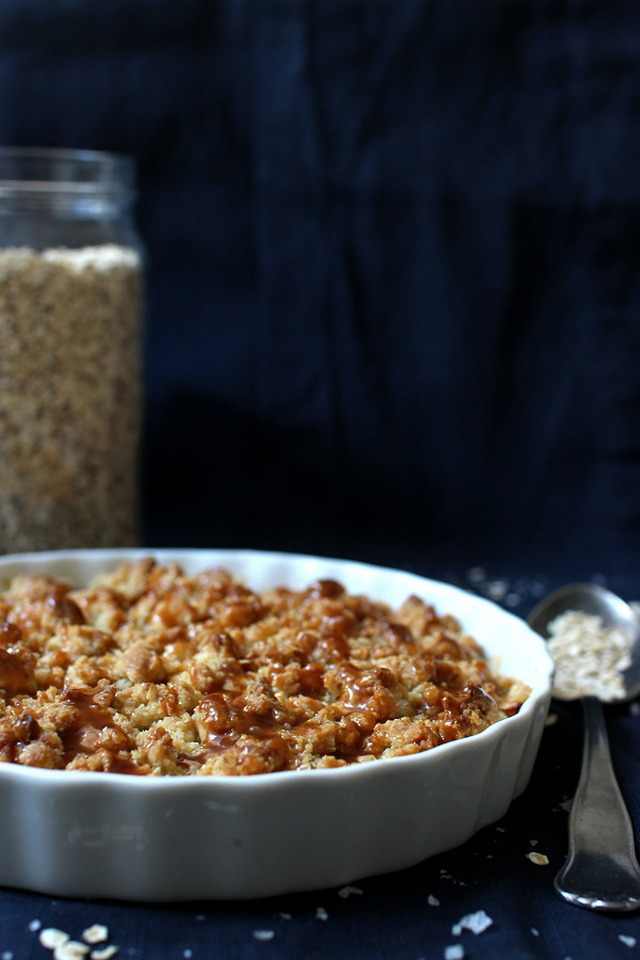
[0,548,553,902]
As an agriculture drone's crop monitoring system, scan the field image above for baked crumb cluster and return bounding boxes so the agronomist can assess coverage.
[0,559,530,775]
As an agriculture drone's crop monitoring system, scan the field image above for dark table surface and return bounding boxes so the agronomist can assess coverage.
[1,563,639,960]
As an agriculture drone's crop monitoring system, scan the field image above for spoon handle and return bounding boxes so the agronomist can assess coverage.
[555,696,640,912]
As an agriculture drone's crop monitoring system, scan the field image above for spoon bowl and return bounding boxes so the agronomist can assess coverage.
[527,582,640,914]
[528,583,640,702]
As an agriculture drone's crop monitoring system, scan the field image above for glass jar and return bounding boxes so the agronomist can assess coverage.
[0,147,145,553]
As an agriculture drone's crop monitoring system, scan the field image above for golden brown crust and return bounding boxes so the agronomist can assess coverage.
[0,560,530,776]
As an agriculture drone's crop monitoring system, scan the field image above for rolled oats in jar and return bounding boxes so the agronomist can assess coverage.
[0,147,144,552]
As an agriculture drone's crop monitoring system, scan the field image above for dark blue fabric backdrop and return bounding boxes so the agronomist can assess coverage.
[1,0,639,583]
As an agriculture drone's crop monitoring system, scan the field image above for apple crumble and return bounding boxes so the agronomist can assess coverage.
[0,559,530,775]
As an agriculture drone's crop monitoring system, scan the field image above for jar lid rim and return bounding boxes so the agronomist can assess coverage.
[0,146,136,194]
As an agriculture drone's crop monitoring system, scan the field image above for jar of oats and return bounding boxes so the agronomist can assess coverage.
[0,147,144,553]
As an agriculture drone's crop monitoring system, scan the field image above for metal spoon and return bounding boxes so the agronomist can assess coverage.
[528,583,640,913]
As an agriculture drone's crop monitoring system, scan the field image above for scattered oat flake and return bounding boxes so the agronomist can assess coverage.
[445,946,465,960]
[279,913,292,920]
[452,910,493,936]
[428,894,440,907]
[252,931,275,942]
[29,920,42,932]
[183,951,193,959]
[82,927,109,946]
[619,935,637,948]
[486,579,509,601]
[54,942,89,960]
[467,567,487,584]
[2,952,14,960]
[531,929,540,937]
[527,852,549,866]
[40,929,70,950]
[315,907,328,921]
[90,948,118,960]
[338,885,363,898]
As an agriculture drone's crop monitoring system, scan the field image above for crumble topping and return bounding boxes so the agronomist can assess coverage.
[0,559,530,776]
